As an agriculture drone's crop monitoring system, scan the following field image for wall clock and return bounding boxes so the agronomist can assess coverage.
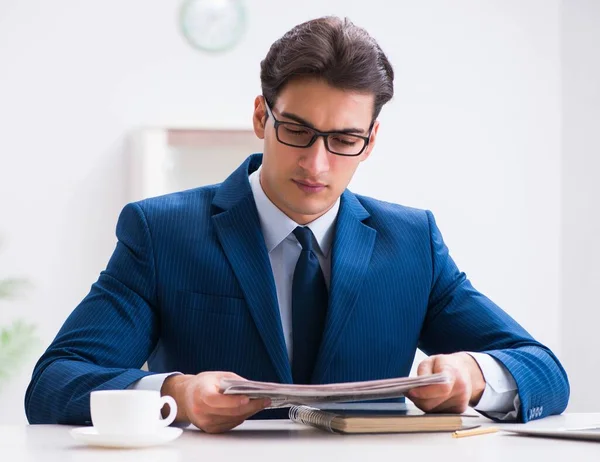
[179,0,247,53]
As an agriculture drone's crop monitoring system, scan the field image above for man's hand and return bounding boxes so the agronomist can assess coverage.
[405,353,486,414]
[161,371,271,433]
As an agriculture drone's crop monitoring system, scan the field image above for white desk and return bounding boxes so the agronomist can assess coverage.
[2,414,600,462]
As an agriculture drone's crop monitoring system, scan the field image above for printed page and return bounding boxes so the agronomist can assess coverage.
[219,373,451,407]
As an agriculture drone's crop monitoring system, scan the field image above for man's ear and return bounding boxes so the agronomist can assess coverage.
[361,120,380,162]
[252,96,267,139]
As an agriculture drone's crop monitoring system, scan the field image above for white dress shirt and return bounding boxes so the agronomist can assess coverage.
[132,166,520,416]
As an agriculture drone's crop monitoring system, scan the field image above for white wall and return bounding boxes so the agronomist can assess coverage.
[560,0,600,412]
[0,0,566,423]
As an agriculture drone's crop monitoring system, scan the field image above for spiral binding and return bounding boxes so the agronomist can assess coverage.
[289,405,338,433]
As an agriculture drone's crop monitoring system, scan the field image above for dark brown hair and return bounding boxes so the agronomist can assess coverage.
[260,16,394,121]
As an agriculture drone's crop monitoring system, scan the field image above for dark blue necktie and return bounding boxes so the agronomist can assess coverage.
[291,226,328,384]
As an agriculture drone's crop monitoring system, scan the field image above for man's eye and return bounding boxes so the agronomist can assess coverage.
[284,127,310,136]
[331,136,358,146]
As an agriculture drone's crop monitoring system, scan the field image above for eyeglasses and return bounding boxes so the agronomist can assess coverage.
[264,100,373,157]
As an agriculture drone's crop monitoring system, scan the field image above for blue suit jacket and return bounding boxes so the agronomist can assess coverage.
[25,154,569,425]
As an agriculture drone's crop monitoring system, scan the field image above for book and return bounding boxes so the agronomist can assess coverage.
[219,373,451,408]
[288,404,474,434]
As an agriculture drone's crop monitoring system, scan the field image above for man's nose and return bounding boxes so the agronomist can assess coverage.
[299,136,330,176]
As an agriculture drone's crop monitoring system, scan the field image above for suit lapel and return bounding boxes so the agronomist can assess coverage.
[212,155,292,384]
[312,191,376,382]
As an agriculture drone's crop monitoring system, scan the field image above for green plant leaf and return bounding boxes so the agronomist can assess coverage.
[0,278,30,300]
[0,319,40,390]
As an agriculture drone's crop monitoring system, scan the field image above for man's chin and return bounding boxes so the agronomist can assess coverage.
[287,202,334,219]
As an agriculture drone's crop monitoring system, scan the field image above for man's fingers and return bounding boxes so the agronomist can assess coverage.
[201,390,251,409]
[195,397,271,418]
[217,371,246,380]
[227,398,271,417]
[201,417,246,434]
[407,382,453,400]
[409,383,466,413]
[413,398,454,413]
[410,396,447,413]
[416,357,434,376]
[406,354,476,416]
[414,394,469,414]
[409,358,470,414]
[196,399,271,433]
[417,356,455,378]
[432,360,456,378]
[410,357,459,398]
[181,372,268,433]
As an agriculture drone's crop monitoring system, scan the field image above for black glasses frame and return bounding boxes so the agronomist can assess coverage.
[264,100,373,157]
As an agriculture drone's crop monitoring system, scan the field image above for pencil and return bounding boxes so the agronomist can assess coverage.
[452,426,499,438]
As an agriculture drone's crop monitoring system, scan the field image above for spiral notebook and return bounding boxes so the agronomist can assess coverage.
[289,404,474,434]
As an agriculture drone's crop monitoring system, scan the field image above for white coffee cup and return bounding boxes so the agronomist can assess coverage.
[90,390,177,435]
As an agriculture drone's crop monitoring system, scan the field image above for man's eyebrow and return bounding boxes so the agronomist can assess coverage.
[280,110,367,135]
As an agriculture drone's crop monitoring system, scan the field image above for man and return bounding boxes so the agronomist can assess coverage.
[26,17,569,433]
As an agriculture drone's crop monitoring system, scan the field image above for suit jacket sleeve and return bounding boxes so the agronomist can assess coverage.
[418,210,569,423]
[25,202,160,424]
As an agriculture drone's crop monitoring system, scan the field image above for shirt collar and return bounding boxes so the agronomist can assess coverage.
[249,166,339,257]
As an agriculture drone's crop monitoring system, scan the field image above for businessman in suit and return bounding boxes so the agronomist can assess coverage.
[26,16,569,433]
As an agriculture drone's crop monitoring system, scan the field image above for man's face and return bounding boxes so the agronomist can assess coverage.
[252,78,379,225]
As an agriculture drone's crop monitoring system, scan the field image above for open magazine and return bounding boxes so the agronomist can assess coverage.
[219,373,451,408]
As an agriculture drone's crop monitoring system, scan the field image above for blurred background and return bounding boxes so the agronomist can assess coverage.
[0,0,598,423]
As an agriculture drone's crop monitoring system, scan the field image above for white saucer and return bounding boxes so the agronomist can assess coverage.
[70,426,183,449]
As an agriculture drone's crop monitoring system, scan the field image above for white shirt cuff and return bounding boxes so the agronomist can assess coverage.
[128,372,182,392]
[467,352,519,415]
